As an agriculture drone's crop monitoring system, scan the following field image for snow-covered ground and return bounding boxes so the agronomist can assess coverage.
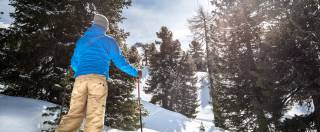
[0,95,57,132]
[195,72,214,122]
[131,68,220,132]
[0,68,220,132]
[0,94,219,132]
[1,68,312,132]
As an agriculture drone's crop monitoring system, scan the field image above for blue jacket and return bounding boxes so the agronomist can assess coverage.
[71,24,138,78]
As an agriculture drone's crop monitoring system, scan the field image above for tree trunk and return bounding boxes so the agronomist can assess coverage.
[162,85,169,110]
[245,41,269,131]
[253,89,269,132]
[144,47,148,66]
[203,16,215,100]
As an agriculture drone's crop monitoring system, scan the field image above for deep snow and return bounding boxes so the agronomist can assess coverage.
[0,95,57,132]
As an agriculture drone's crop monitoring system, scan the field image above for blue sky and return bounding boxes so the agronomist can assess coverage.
[0,0,212,49]
[0,0,13,27]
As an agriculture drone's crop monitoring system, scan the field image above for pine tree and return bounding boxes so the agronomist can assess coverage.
[41,106,62,131]
[186,0,320,131]
[106,42,142,130]
[145,26,182,111]
[188,40,205,71]
[134,42,155,66]
[263,0,320,130]
[0,24,15,93]
[145,43,157,67]
[0,0,142,130]
[209,0,287,131]
[188,7,215,117]
[145,27,198,117]
[1,0,77,104]
[173,53,198,118]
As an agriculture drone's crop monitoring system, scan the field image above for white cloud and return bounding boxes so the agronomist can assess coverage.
[0,22,10,29]
[121,0,213,50]
[0,0,214,50]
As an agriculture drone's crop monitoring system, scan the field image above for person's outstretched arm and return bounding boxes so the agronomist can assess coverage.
[109,38,138,77]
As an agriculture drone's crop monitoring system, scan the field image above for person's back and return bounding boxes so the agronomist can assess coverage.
[71,24,138,78]
[56,14,141,132]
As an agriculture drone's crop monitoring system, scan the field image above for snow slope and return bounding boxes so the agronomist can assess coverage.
[0,94,220,132]
[131,68,219,132]
[0,95,57,132]
[194,72,214,122]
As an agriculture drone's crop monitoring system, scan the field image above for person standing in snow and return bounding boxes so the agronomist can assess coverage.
[55,14,142,132]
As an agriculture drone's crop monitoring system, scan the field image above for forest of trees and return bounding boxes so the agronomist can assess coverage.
[1,0,320,131]
[191,0,320,131]
[144,26,199,118]
[0,0,142,130]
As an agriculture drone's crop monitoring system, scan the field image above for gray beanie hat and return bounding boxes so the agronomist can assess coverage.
[93,14,109,31]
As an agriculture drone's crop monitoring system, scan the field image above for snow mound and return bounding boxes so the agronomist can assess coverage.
[142,100,190,131]
[131,70,220,132]
[142,100,221,132]
[0,95,56,132]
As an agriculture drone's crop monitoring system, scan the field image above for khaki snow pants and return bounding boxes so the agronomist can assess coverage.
[55,74,108,132]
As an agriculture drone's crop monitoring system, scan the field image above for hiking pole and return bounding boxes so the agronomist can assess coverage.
[137,78,143,132]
